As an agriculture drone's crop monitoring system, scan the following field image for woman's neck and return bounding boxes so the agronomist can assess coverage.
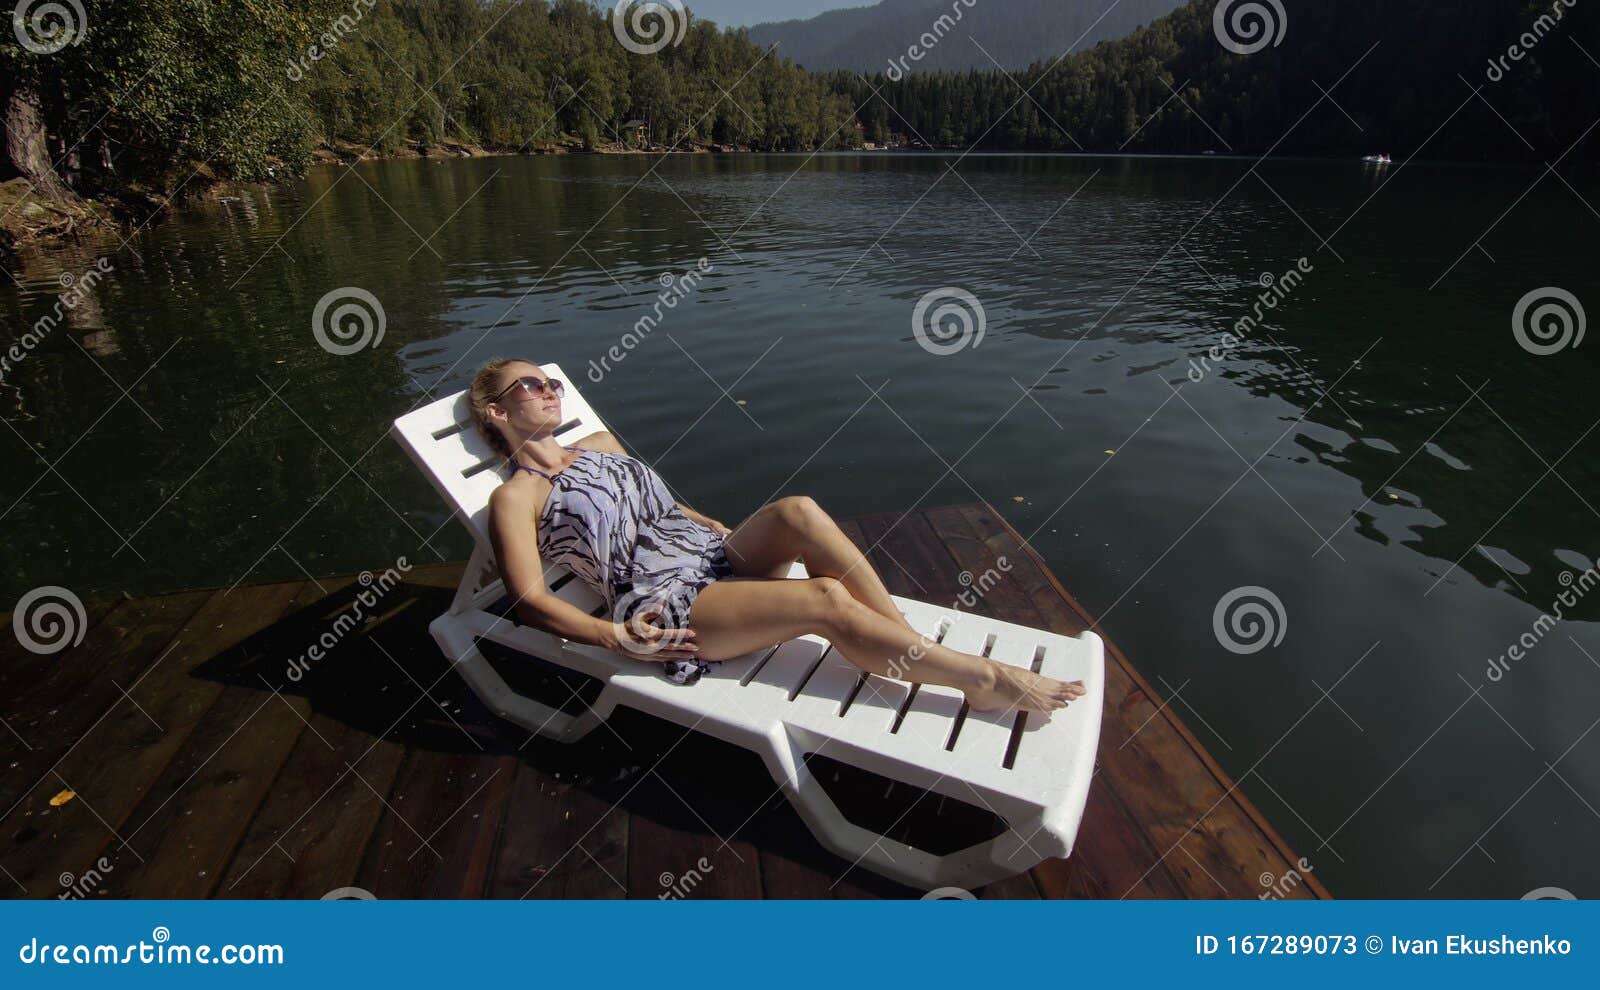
[508,435,568,474]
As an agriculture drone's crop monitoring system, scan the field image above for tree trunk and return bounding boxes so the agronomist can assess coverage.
[4,84,75,202]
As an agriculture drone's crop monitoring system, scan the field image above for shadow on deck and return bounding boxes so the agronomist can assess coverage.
[0,502,1329,900]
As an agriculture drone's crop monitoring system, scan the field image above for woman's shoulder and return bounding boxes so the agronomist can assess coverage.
[489,472,547,515]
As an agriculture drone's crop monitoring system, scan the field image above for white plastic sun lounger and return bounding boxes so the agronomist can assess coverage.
[392,363,1105,890]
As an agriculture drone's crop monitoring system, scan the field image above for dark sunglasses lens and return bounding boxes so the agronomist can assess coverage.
[546,378,565,396]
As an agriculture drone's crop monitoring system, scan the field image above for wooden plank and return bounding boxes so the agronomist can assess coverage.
[627,810,761,900]
[356,750,516,898]
[0,585,294,898]
[218,572,485,899]
[488,761,628,900]
[0,592,210,817]
[853,510,971,610]
[109,578,410,898]
[0,596,121,717]
[1037,779,1186,899]
[214,714,407,899]
[620,721,764,900]
[977,504,1329,899]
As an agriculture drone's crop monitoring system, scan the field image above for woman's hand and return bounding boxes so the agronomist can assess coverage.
[705,518,733,537]
[604,606,701,663]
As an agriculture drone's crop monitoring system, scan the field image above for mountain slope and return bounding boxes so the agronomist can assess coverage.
[747,0,1186,73]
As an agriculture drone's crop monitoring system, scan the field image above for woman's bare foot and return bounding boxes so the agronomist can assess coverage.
[964,661,1086,714]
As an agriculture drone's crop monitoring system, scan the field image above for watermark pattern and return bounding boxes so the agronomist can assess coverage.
[1213,0,1287,56]
[1259,857,1315,899]
[287,0,378,82]
[12,585,88,656]
[1187,258,1313,383]
[284,559,412,682]
[885,557,1011,680]
[586,258,713,383]
[320,887,378,900]
[1511,287,1585,356]
[312,287,387,356]
[11,0,86,55]
[611,586,681,657]
[58,858,113,900]
[1213,585,1287,655]
[612,0,687,56]
[884,0,980,82]
[921,886,977,899]
[1486,0,1579,82]
[912,287,986,356]
[0,257,115,387]
[1485,558,1599,683]
[1521,886,1577,900]
[658,856,714,899]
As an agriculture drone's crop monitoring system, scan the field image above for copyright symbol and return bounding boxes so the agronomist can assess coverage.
[1365,935,1383,954]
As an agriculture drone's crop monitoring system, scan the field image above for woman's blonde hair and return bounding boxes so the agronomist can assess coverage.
[468,357,529,461]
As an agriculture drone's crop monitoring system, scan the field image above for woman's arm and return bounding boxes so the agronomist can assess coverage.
[486,483,702,660]
[578,430,730,534]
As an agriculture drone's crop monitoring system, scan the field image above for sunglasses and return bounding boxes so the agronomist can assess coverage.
[492,375,566,404]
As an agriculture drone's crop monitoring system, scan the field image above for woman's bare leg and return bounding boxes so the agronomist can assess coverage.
[722,496,916,634]
[686,575,1085,714]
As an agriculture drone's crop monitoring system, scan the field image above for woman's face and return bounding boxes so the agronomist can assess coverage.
[489,361,564,436]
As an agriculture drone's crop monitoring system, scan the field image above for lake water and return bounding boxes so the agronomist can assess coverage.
[2,152,1597,899]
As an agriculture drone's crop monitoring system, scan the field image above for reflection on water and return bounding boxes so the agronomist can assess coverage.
[1,153,1598,898]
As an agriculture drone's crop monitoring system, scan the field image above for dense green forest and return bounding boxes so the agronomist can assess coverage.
[0,0,857,215]
[839,0,1599,159]
[3,0,1596,236]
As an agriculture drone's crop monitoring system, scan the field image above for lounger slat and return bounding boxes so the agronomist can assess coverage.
[791,649,864,716]
[745,637,832,698]
[893,616,985,751]
[790,595,946,734]
[404,394,470,437]
[1010,637,1101,783]
[954,628,1039,769]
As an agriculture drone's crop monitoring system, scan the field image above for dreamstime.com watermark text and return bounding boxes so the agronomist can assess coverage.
[586,258,713,382]
[0,258,114,387]
[1486,0,1578,82]
[18,929,283,966]
[885,557,1012,680]
[885,0,979,81]
[658,856,714,899]
[284,558,412,682]
[1485,557,1599,683]
[1188,259,1313,384]
[287,0,378,81]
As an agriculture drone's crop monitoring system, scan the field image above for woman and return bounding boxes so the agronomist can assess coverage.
[472,358,1085,714]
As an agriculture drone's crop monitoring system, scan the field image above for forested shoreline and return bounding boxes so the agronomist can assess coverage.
[2,0,1596,252]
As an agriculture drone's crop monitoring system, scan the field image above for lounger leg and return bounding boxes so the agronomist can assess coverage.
[762,730,1050,892]
[430,614,594,742]
[556,687,619,743]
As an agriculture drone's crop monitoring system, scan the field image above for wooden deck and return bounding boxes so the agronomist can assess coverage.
[0,502,1329,900]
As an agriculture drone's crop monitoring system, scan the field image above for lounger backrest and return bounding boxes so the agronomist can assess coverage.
[390,362,614,544]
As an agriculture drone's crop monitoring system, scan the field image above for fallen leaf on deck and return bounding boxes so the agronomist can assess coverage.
[49,790,76,807]
[1105,449,1116,455]
[1012,496,1025,503]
